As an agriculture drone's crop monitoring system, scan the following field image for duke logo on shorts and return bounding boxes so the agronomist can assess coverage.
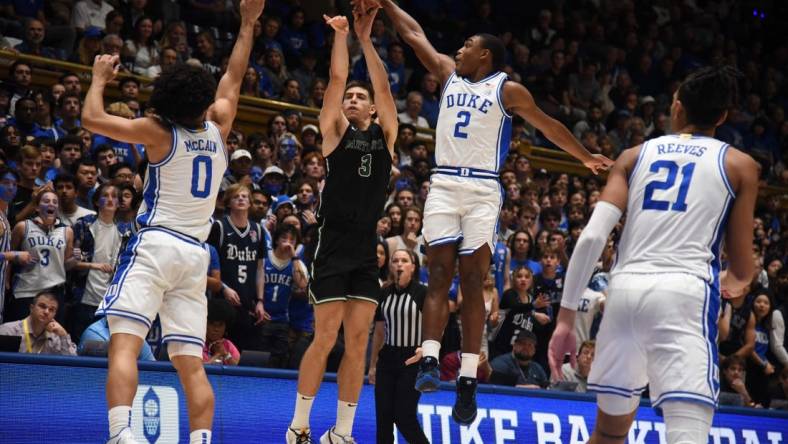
[589,134,734,408]
[423,71,511,255]
[96,122,227,349]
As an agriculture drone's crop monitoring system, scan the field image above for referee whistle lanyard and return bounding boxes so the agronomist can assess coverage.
[21,318,42,354]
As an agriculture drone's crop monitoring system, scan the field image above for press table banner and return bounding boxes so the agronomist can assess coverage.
[1,354,786,443]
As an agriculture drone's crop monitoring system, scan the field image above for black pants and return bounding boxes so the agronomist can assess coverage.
[375,346,429,444]
[259,321,290,368]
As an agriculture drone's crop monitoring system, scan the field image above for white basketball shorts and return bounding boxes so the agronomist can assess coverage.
[96,227,210,348]
[422,174,503,255]
[588,272,721,409]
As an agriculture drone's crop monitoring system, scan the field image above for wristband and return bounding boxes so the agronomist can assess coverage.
[221,282,229,291]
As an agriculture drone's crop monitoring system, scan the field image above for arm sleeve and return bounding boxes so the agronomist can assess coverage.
[560,201,622,311]
[770,310,788,367]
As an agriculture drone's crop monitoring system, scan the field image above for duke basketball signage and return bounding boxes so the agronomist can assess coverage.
[1,355,786,443]
[132,385,179,444]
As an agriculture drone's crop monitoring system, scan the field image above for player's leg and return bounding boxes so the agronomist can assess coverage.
[325,298,377,440]
[422,243,458,343]
[586,274,649,443]
[101,231,163,444]
[106,328,145,444]
[641,273,718,443]
[449,245,491,424]
[588,400,639,444]
[170,352,215,443]
[288,298,345,437]
[159,238,214,444]
[419,177,462,386]
[660,401,714,444]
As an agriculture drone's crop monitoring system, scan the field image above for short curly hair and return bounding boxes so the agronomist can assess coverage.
[150,64,216,125]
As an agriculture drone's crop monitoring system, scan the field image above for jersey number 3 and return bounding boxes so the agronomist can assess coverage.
[642,160,696,212]
[358,153,372,177]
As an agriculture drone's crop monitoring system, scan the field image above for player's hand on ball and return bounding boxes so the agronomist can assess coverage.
[584,154,614,175]
[92,55,120,83]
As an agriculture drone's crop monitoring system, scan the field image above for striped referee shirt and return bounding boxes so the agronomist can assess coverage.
[375,280,426,348]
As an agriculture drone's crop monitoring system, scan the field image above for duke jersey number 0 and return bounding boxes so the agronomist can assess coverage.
[137,121,228,241]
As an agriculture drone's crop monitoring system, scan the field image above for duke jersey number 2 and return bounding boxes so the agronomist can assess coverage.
[434,71,512,173]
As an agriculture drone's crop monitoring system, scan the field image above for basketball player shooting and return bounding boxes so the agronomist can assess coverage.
[82,1,266,443]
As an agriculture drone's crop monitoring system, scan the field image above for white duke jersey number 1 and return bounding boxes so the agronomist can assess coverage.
[137,121,228,241]
[613,134,735,284]
[434,71,512,174]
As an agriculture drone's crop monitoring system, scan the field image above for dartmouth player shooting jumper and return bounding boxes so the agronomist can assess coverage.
[309,123,391,304]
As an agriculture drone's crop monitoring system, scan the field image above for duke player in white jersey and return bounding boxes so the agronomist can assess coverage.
[82,1,266,443]
[374,0,612,424]
[549,67,759,443]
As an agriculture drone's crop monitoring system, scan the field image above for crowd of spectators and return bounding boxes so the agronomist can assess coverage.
[0,0,786,409]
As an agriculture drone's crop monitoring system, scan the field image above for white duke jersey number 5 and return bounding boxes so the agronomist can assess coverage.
[613,134,735,284]
[434,71,512,175]
[137,121,228,241]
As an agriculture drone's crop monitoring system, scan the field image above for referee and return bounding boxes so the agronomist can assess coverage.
[369,249,429,444]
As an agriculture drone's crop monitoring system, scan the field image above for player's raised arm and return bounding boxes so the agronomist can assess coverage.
[503,81,613,174]
[721,148,759,297]
[376,0,454,83]
[207,0,265,138]
[319,14,351,155]
[354,5,397,150]
[82,55,165,148]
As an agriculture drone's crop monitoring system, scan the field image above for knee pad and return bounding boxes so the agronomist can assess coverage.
[661,401,713,444]
[166,341,203,359]
[108,316,150,339]
[597,393,640,416]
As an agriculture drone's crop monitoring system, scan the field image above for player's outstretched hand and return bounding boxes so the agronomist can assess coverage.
[405,347,422,365]
[548,307,577,381]
[353,1,379,40]
[239,0,265,23]
[92,55,120,84]
[323,14,350,34]
[584,154,614,175]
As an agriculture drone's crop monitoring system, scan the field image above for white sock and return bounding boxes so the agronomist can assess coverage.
[421,340,441,360]
[459,353,479,379]
[108,405,131,437]
[290,393,315,430]
[334,400,358,437]
[190,429,211,444]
